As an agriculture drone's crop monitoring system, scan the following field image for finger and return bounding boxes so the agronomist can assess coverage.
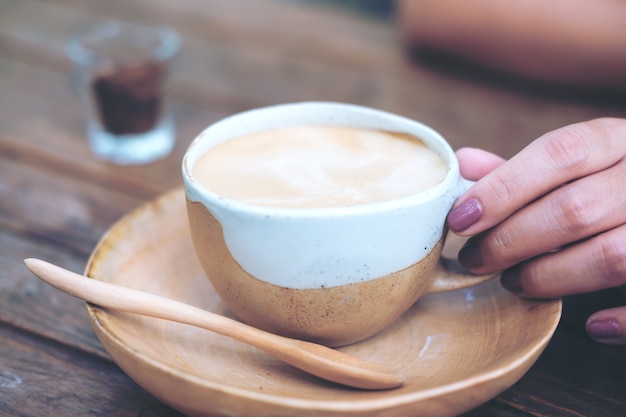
[498,223,626,298]
[448,148,505,232]
[456,147,506,180]
[460,158,626,273]
[587,306,626,346]
[448,118,626,235]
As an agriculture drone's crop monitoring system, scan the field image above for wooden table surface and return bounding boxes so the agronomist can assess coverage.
[1,0,625,416]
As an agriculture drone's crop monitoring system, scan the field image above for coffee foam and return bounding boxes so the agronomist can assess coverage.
[192,125,447,208]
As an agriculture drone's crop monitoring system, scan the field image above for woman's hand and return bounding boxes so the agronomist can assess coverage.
[447,118,626,345]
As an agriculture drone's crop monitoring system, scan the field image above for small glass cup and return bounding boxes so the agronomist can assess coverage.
[67,21,180,164]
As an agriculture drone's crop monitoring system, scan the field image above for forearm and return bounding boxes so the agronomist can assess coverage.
[397,0,626,92]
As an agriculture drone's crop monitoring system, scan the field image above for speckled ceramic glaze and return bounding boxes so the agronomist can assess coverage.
[182,102,493,346]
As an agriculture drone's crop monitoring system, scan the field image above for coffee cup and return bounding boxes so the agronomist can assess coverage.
[182,102,495,347]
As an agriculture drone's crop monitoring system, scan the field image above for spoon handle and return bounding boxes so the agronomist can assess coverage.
[24,258,403,390]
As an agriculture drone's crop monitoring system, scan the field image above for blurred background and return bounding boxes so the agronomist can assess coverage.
[1,1,625,415]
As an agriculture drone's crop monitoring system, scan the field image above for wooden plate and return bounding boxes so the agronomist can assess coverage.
[85,188,562,417]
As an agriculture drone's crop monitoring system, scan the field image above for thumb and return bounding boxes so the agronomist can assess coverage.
[456,147,506,180]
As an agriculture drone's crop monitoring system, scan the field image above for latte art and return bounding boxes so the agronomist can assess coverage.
[192,125,447,208]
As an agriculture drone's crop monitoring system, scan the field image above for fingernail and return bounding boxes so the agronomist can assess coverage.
[500,267,524,294]
[587,318,623,339]
[458,241,483,269]
[448,198,483,233]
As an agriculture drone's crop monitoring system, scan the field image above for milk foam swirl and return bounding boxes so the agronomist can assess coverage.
[192,125,447,208]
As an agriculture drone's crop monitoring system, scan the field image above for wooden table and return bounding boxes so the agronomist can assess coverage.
[1,1,625,415]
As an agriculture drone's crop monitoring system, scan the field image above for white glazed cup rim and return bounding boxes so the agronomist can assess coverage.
[182,101,460,218]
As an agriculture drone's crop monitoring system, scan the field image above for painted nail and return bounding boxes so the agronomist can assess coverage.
[448,198,483,233]
[587,318,623,339]
[500,267,524,294]
[458,241,483,269]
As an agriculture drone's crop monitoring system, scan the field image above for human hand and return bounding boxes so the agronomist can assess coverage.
[447,118,626,345]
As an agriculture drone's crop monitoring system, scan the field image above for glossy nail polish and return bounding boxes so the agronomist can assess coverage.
[587,318,623,339]
[448,198,482,233]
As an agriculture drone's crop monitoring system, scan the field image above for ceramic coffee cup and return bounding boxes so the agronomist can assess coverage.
[182,102,495,347]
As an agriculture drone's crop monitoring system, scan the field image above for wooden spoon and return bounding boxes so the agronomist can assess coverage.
[24,258,404,390]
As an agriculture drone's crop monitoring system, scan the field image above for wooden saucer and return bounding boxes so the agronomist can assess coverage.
[85,188,562,417]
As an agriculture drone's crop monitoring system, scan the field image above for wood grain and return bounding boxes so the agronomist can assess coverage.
[1,0,625,415]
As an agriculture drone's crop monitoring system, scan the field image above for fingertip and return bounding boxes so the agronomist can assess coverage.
[500,267,524,295]
[455,148,506,180]
[586,314,626,346]
[447,198,483,234]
